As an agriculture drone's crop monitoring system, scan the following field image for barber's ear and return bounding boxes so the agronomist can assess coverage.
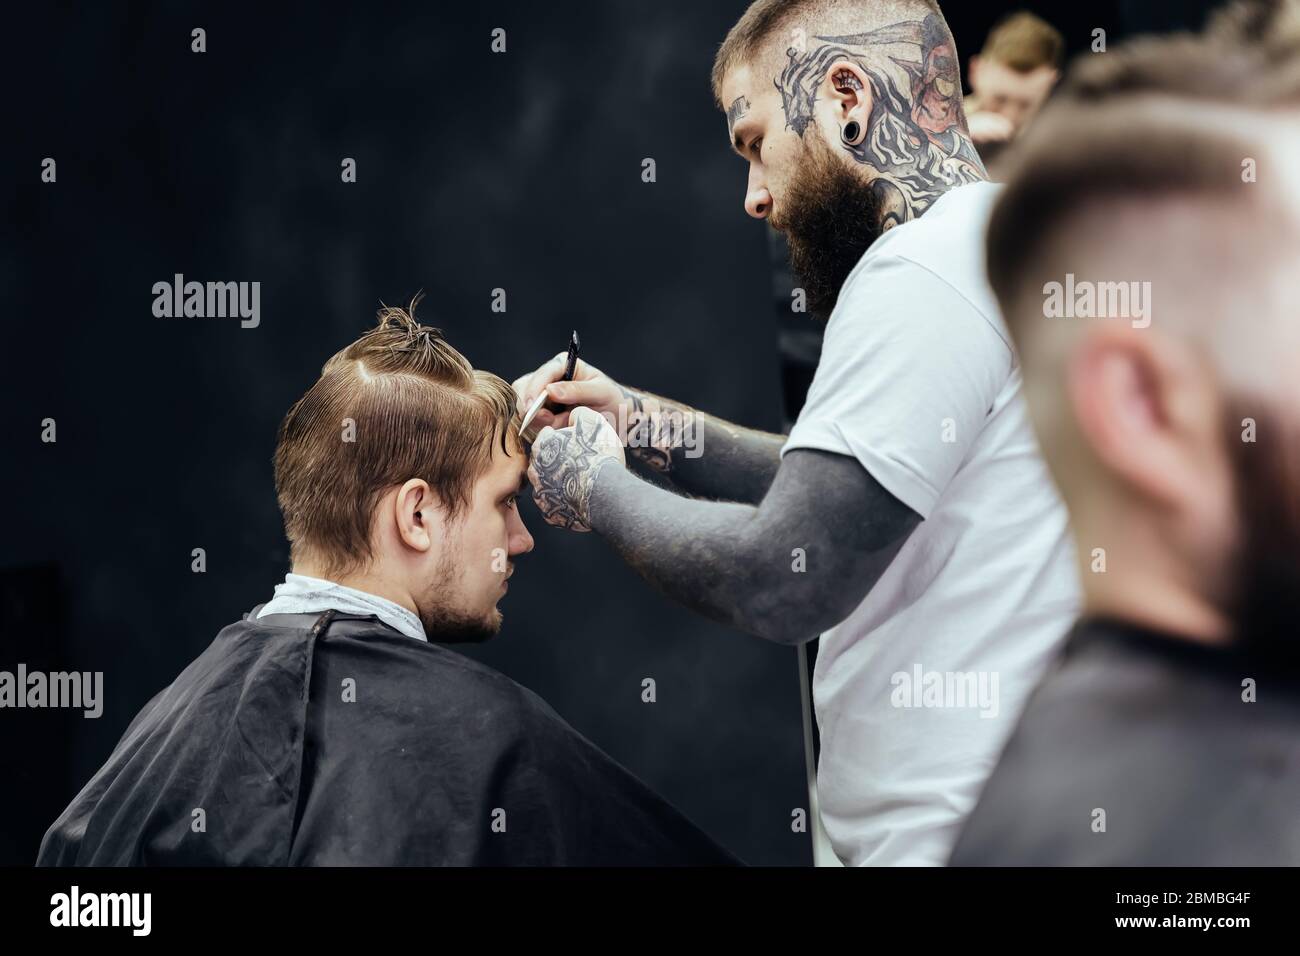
[394,479,436,553]
[823,59,871,129]
[967,54,982,88]
[1068,325,1219,510]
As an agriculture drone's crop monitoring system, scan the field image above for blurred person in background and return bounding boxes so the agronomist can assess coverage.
[965,11,1063,167]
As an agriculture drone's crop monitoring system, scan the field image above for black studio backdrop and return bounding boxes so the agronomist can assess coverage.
[2,1,1226,867]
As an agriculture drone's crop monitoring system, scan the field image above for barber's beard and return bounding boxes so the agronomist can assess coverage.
[416,548,502,644]
[771,133,886,323]
[1224,398,1300,671]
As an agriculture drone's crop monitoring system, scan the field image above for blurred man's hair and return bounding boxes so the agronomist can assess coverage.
[710,0,946,105]
[977,11,1060,72]
[275,297,518,577]
[986,0,1300,338]
[979,11,1064,73]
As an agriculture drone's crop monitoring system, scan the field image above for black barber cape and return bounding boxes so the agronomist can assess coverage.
[38,608,739,866]
[950,616,1300,865]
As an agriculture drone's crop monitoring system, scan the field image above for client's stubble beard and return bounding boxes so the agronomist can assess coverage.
[770,132,886,323]
[1224,397,1300,672]
[416,546,502,644]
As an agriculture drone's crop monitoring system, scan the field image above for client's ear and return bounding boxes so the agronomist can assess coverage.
[1068,324,1220,512]
[394,479,437,553]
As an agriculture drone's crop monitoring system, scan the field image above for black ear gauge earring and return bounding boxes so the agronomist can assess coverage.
[841,120,863,146]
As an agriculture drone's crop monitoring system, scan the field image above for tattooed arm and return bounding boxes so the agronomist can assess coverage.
[615,385,784,504]
[528,413,920,645]
[514,356,784,506]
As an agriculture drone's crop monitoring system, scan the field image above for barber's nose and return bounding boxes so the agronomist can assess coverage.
[745,168,771,220]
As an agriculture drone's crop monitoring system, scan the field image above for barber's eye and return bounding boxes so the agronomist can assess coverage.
[504,496,518,509]
[750,138,763,157]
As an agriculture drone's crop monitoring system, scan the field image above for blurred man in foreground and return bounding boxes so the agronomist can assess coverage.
[951,0,1300,865]
[38,304,736,866]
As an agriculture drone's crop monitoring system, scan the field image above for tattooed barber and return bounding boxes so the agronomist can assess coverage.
[514,0,1079,866]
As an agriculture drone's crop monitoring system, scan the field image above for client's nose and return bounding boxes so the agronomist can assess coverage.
[508,508,535,556]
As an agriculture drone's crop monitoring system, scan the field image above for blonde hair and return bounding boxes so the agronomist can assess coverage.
[274,295,518,577]
[979,11,1064,73]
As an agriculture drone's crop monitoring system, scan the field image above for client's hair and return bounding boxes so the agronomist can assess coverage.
[275,296,518,577]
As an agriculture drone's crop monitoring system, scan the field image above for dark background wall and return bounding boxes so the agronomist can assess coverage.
[2,0,1225,866]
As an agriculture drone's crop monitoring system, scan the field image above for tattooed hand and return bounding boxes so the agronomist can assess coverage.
[527,406,626,532]
[511,355,625,433]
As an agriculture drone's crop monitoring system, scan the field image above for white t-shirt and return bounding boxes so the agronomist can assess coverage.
[781,181,1081,866]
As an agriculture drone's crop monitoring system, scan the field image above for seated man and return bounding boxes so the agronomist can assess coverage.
[950,3,1300,865]
[37,304,737,866]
